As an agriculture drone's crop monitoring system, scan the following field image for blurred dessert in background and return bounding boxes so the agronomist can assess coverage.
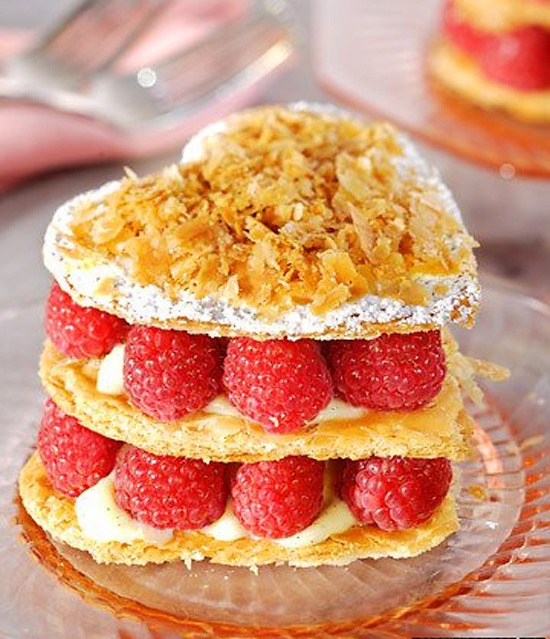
[429,0,550,123]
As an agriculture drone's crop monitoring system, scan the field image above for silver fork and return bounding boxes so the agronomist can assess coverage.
[0,0,295,133]
[91,0,295,130]
[6,0,165,91]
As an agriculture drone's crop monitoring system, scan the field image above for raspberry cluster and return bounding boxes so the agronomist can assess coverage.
[223,338,333,433]
[38,400,452,537]
[46,281,447,432]
[42,281,452,537]
[38,399,122,497]
[114,446,228,530]
[340,456,452,531]
[327,331,446,411]
[123,325,222,421]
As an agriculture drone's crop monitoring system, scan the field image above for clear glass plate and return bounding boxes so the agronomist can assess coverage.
[313,0,550,178]
[1,275,549,638]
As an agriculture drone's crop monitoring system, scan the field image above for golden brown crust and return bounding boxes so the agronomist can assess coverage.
[39,339,474,462]
[19,453,459,567]
[429,40,550,124]
[44,105,479,338]
[454,0,550,32]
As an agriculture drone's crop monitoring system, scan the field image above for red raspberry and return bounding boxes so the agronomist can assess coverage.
[478,26,550,91]
[327,331,445,411]
[114,446,227,530]
[341,456,452,531]
[123,326,222,421]
[442,0,490,56]
[45,282,130,359]
[223,338,333,433]
[231,456,325,538]
[38,399,122,497]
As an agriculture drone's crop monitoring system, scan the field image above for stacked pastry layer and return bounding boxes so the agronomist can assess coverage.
[19,105,499,568]
[429,0,550,123]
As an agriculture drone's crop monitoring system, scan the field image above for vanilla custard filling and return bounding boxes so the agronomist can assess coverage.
[96,344,125,395]
[75,464,359,548]
[96,344,369,423]
[75,473,174,545]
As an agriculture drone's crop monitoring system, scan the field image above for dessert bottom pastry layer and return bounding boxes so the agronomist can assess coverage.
[19,453,459,568]
[429,40,550,124]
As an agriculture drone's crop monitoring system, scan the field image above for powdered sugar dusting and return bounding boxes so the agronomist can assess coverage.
[43,104,480,339]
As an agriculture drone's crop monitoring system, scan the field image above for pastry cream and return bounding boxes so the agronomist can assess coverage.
[96,344,370,422]
[96,344,125,395]
[200,503,248,542]
[75,465,359,549]
[200,497,358,548]
[75,474,173,545]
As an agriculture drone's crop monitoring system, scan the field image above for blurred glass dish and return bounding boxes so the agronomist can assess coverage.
[313,0,550,178]
[1,274,549,638]
[313,0,550,249]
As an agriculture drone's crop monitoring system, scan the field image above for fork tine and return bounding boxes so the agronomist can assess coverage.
[32,0,99,47]
[34,0,121,60]
[67,0,165,76]
[50,0,164,70]
[159,18,285,105]
[166,37,292,120]
[157,10,273,78]
[77,0,166,73]
[172,37,288,108]
[10,0,166,87]
[46,0,117,65]
[143,12,291,117]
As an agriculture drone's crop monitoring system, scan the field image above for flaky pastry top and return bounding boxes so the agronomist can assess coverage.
[44,104,479,338]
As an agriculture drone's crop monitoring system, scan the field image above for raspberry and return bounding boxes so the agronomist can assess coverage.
[45,282,130,359]
[38,399,122,497]
[223,338,333,433]
[231,456,325,538]
[341,456,452,531]
[327,331,445,411]
[442,0,490,56]
[123,326,222,421]
[114,446,227,530]
[478,26,550,91]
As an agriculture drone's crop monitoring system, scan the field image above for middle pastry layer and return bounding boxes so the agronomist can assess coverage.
[40,339,474,462]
